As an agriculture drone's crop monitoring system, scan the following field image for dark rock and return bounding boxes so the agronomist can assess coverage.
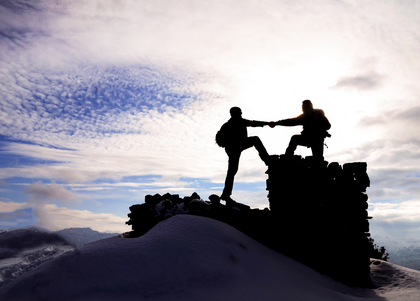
[125,156,373,288]
[191,192,201,200]
[208,194,221,205]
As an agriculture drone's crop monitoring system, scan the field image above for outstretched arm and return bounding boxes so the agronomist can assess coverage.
[243,119,270,127]
[271,115,303,127]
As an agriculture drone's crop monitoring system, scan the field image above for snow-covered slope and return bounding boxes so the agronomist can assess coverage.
[370,260,420,301]
[1,215,419,301]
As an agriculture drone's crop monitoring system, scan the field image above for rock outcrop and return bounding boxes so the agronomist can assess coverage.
[125,155,372,287]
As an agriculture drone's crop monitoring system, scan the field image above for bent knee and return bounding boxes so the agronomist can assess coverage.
[248,136,261,142]
[290,135,301,142]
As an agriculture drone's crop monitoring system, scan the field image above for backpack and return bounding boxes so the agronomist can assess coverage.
[215,122,230,147]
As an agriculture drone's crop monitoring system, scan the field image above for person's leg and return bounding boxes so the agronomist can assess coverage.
[246,136,270,164]
[221,149,241,199]
[285,135,307,155]
[311,138,325,159]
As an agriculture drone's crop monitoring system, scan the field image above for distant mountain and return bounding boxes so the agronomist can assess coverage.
[388,246,420,271]
[0,228,75,288]
[0,227,119,288]
[0,228,67,254]
[53,227,119,247]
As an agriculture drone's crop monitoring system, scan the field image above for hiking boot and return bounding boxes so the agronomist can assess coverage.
[220,194,236,207]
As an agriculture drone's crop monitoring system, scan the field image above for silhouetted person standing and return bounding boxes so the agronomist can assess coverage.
[218,107,270,205]
[270,100,331,159]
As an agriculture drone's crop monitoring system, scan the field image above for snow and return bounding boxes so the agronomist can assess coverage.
[370,260,420,301]
[1,215,420,301]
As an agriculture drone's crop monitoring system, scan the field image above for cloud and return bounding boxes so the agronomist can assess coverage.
[358,107,420,128]
[0,180,8,186]
[0,63,219,144]
[0,200,127,232]
[0,201,33,228]
[34,203,128,232]
[1,0,420,247]
[0,138,227,185]
[331,72,383,91]
[369,200,420,238]
[0,200,27,212]
[370,201,420,223]
[24,181,79,205]
[0,207,34,228]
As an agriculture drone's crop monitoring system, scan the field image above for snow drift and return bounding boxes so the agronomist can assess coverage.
[1,215,419,301]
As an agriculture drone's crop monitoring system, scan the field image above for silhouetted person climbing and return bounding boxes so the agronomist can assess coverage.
[270,100,331,159]
[216,107,270,205]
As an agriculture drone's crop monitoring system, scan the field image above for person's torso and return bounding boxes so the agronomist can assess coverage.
[302,110,326,135]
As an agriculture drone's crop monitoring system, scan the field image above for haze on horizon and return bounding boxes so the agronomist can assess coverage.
[0,0,420,250]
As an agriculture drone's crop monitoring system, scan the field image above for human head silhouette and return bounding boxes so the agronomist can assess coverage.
[230,107,242,118]
[302,100,313,114]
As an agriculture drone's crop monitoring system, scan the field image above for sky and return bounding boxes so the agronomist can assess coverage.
[0,0,419,248]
